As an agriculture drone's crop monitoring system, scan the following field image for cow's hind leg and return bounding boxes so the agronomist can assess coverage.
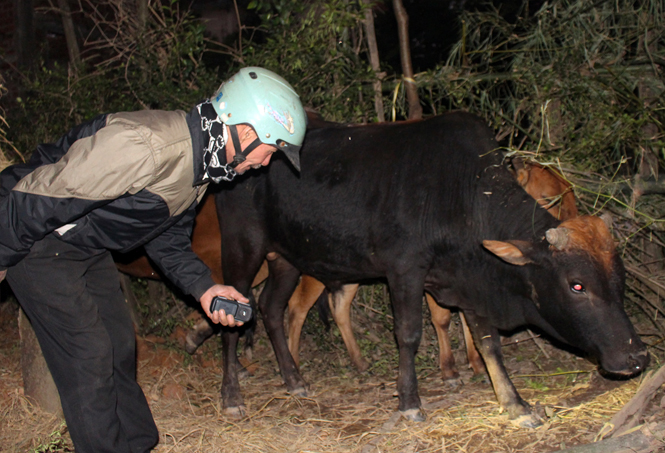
[460,312,486,376]
[328,284,368,372]
[464,311,542,428]
[425,295,460,383]
[287,276,326,367]
[261,257,308,396]
[185,318,216,354]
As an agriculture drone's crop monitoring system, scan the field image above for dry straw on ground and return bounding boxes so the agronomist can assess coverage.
[1,298,663,453]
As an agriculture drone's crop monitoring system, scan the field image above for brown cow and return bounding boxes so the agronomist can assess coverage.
[510,157,577,220]
[286,279,483,378]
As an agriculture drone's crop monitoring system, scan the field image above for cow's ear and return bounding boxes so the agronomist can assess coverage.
[483,240,534,266]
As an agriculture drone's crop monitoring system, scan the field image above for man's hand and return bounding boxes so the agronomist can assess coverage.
[0,270,6,283]
[200,284,249,327]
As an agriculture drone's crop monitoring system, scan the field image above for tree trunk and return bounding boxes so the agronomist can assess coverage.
[363,0,385,123]
[14,0,35,69]
[137,0,148,33]
[57,0,81,67]
[19,308,63,416]
[392,0,422,120]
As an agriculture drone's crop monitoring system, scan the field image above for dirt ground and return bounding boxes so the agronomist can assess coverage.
[1,285,664,453]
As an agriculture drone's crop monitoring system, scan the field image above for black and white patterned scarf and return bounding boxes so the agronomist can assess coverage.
[197,100,237,183]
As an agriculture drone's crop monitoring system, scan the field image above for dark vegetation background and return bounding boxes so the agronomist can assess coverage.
[0,0,663,451]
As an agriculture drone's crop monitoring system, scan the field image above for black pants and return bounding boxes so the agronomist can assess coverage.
[7,234,159,453]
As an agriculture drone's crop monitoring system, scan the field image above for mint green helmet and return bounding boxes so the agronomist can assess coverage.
[211,67,306,171]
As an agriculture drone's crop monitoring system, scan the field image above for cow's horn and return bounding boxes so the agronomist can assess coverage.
[546,227,569,250]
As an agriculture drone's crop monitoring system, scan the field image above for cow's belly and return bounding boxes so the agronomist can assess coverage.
[270,237,387,284]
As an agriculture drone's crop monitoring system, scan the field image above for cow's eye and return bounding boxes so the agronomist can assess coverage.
[571,282,585,294]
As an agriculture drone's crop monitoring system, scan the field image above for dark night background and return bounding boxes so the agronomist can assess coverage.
[2,0,541,74]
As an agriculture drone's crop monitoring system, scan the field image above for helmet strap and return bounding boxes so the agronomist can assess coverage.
[228,125,263,168]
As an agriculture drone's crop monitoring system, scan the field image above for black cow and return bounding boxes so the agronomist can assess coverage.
[216,112,648,426]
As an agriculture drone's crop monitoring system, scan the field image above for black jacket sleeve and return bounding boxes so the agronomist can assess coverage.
[143,204,216,300]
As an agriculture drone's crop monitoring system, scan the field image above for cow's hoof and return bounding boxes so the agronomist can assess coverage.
[244,346,253,363]
[442,376,463,389]
[224,405,247,419]
[400,408,426,422]
[510,413,543,429]
[469,373,489,385]
[237,366,251,380]
[290,386,308,397]
[184,336,200,355]
[353,358,369,373]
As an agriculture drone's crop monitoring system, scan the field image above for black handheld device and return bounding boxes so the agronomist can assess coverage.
[210,296,253,322]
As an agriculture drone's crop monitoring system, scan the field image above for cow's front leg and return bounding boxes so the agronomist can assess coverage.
[261,256,308,396]
[387,274,426,422]
[464,311,542,428]
[221,327,247,417]
[218,236,265,417]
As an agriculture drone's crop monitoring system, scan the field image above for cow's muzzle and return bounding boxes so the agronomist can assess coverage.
[602,348,649,377]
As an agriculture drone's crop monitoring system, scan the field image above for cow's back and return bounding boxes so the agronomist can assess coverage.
[231,112,531,284]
